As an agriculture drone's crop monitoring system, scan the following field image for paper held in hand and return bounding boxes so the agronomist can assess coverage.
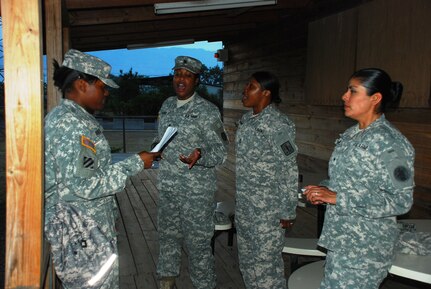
[151,127,178,152]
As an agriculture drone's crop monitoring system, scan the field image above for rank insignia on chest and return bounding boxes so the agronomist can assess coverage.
[81,135,96,153]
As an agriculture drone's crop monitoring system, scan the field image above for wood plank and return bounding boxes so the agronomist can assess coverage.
[2,0,44,286]
[65,0,158,9]
[305,7,357,106]
[214,234,245,289]
[116,192,138,277]
[116,188,156,274]
[127,177,159,266]
[134,272,158,289]
[45,0,63,112]
[119,274,137,289]
[357,0,431,108]
[114,162,428,289]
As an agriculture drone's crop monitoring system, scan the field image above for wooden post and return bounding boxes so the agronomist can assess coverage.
[1,0,44,287]
[45,0,64,112]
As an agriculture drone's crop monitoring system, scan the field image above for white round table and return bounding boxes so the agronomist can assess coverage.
[288,260,325,289]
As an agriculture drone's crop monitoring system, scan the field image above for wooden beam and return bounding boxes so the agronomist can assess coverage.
[1,0,44,287]
[70,11,275,37]
[65,0,177,9]
[45,0,64,112]
[64,0,305,10]
[71,23,254,47]
[67,5,288,26]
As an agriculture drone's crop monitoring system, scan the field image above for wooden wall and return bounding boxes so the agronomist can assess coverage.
[222,0,431,218]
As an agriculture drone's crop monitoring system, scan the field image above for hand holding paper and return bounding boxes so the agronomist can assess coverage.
[151,127,177,152]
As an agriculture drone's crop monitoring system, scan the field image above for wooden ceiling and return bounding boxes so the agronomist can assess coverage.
[56,0,367,52]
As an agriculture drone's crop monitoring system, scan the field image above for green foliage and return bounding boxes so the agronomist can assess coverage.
[103,65,223,116]
[105,69,173,116]
[117,69,142,102]
[201,64,223,86]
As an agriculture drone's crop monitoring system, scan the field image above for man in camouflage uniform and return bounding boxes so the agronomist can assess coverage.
[155,56,227,289]
[235,72,298,289]
[44,49,159,288]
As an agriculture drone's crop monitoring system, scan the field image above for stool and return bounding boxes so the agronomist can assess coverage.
[288,260,325,289]
[211,201,236,254]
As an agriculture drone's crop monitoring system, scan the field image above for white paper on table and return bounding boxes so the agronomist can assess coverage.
[151,127,177,152]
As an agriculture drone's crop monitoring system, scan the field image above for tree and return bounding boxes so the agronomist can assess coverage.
[201,64,223,86]
[103,65,223,116]
[105,68,172,116]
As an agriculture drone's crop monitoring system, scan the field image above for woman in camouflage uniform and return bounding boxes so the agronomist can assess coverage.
[235,71,298,289]
[155,56,227,289]
[304,68,414,289]
[44,49,159,288]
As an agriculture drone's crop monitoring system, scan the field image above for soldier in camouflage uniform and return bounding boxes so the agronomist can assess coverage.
[304,68,414,289]
[155,56,227,289]
[44,49,160,288]
[235,71,298,289]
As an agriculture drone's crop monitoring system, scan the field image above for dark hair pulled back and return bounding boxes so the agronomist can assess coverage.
[252,71,281,104]
[53,60,99,97]
[350,68,403,113]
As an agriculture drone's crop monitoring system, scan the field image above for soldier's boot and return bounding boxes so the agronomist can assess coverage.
[159,276,175,289]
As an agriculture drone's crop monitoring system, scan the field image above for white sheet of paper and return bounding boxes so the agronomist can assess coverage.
[151,127,177,152]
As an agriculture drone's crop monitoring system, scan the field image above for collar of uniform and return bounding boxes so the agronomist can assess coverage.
[245,103,275,120]
[62,98,103,132]
[62,98,91,115]
[356,113,386,132]
[177,92,196,108]
[347,113,386,139]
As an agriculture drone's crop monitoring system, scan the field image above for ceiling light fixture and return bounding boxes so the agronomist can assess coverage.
[127,39,195,50]
[154,0,277,15]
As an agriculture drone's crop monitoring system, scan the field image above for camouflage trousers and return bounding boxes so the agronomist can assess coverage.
[157,189,216,289]
[319,250,390,289]
[61,256,119,289]
[236,214,287,289]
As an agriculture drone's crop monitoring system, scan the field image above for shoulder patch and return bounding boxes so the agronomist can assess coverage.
[83,156,95,169]
[76,148,98,178]
[281,140,295,156]
[381,148,413,189]
[211,118,229,143]
[274,130,297,158]
[81,135,96,153]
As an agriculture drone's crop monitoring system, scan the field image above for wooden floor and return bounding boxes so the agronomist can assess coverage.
[115,165,430,289]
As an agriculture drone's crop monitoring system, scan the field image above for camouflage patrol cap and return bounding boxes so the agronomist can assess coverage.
[173,56,202,74]
[62,49,119,88]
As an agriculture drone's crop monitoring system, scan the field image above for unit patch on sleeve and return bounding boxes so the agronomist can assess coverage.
[212,120,229,143]
[280,140,295,156]
[77,147,98,178]
[83,156,95,169]
[273,130,297,158]
[81,135,96,153]
[381,148,413,189]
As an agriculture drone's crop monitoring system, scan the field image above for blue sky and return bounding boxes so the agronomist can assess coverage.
[0,21,223,79]
[89,41,224,77]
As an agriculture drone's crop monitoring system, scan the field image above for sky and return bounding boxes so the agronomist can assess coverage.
[0,20,223,79]
[88,41,224,77]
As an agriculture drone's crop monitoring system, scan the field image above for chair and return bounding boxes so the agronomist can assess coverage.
[288,260,325,289]
[283,238,326,256]
[211,201,236,254]
[283,237,326,273]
